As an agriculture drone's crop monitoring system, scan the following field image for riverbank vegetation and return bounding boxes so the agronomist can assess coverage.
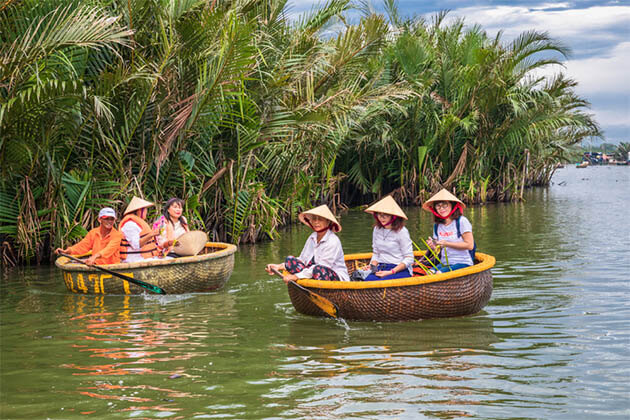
[0,0,601,265]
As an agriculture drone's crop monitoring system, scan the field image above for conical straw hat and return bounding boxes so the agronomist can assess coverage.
[124,196,155,215]
[422,189,466,212]
[173,231,208,256]
[364,196,407,220]
[298,205,342,232]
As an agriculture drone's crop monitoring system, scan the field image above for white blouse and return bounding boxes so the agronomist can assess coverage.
[372,226,414,275]
[121,221,144,263]
[295,229,350,281]
[172,221,187,239]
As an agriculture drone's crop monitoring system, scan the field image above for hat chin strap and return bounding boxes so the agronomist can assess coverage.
[430,203,462,219]
[306,220,331,233]
[373,214,396,227]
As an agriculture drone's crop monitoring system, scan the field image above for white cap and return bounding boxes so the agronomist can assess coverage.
[98,207,116,219]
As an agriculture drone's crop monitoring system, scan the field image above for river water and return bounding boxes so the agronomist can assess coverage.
[1,166,628,419]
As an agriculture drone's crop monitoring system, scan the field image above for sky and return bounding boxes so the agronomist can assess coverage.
[286,0,630,145]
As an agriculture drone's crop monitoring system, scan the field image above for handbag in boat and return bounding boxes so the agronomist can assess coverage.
[350,265,376,281]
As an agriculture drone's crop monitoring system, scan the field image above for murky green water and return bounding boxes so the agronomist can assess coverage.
[1,166,629,419]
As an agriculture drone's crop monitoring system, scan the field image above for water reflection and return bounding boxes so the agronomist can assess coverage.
[285,317,499,352]
[57,292,235,415]
[1,167,629,419]
[265,317,503,418]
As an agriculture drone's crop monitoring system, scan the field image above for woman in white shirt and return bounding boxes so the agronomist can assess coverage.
[265,205,350,282]
[119,196,160,263]
[363,196,414,280]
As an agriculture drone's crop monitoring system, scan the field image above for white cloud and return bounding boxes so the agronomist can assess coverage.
[533,42,630,95]
[592,109,630,128]
[564,42,630,95]
[530,2,571,11]
[529,42,630,131]
[447,5,630,43]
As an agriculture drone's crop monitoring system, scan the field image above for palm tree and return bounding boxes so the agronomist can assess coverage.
[0,0,602,265]
[1,0,133,262]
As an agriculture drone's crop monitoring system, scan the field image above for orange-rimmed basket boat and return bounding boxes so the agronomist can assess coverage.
[55,242,237,295]
[287,251,495,321]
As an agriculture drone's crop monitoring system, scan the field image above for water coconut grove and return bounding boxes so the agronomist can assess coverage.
[0,0,601,265]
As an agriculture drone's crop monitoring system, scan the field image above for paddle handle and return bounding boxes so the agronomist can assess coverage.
[271,266,288,279]
[59,252,166,295]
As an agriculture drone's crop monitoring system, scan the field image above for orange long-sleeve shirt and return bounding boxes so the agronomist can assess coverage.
[66,227,123,265]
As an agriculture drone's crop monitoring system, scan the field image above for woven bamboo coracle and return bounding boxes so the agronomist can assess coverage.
[56,242,236,295]
[287,251,495,321]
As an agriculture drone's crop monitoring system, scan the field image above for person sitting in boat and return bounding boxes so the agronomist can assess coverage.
[153,197,190,256]
[55,207,122,265]
[422,189,475,273]
[363,196,414,280]
[265,204,350,282]
[119,196,160,263]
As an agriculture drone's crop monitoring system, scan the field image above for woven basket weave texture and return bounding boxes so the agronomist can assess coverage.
[288,253,493,321]
[56,243,236,295]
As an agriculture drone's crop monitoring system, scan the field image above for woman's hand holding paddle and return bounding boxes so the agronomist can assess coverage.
[265,263,280,275]
[265,263,297,283]
[84,254,99,265]
[280,273,298,284]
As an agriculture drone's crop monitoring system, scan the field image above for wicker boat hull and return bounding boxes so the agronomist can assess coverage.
[55,242,236,295]
[287,251,495,321]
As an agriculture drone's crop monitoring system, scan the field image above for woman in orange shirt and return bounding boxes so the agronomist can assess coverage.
[55,207,122,265]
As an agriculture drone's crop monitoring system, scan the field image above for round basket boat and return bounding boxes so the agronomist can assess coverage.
[287,251,495,321]
[56,242,237,295]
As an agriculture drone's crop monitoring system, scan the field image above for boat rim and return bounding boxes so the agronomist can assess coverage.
[55,241,237,271]
[296,252,495,290]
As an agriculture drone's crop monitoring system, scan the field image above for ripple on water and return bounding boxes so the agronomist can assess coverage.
[1,166,629,419]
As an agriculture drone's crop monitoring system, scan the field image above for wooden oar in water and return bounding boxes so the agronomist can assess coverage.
[271,267,338,318]
[60,252,166,295]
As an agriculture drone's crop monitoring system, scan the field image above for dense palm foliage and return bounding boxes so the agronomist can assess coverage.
[0,0,601,265]
[612,143,630,162]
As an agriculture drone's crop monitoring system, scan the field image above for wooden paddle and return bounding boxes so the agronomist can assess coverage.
[271,267,338,318]
[59,252,166,295]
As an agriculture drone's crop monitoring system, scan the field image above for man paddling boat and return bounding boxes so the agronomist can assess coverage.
[55,207,123,265]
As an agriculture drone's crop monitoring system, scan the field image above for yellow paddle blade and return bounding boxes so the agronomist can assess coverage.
[272,267,338,318]
[307,290,338,318]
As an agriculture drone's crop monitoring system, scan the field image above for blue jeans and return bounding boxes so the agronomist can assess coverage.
[435,263,471,273]
[364,263,411,281]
